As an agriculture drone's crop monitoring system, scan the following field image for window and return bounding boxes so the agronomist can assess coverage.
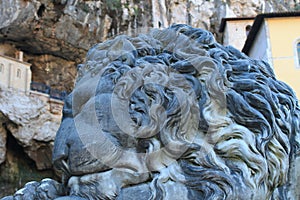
[0,63,3,73]
[245,25,252,36]
[17,68,21,78]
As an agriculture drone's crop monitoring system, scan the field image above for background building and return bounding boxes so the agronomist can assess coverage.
[220,12,300,99]
[0,50,65,116]
[0,52,31,92]
[219,17,254,51]
[242,12,300,99]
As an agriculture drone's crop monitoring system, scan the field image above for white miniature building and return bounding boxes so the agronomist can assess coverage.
[0,51,32,92]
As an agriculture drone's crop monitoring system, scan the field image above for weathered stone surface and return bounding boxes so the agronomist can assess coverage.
[0,1,299,199]
[0,125,6,165]
[26,54,77,92]
[0,0,152,61]
[3,24,299,199]
[116,184,151,200]
[0,0,297,61]
[0,87,61,170]
[0,0,298,92]
[0,179,64,200]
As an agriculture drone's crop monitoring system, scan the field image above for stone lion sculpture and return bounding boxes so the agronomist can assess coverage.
[2,24,300,200]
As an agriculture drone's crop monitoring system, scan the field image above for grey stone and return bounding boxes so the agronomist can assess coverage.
[2,24,300,200]
[0,125,7,164]
[0,197,13,200]
[0,87,61,170]
[116,184,151,200]
[54,197,87,200]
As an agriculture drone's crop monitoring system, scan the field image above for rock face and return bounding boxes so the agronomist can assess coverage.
[0,0,298,92]
[0,87,62,170]
[0,86,63,197]
[0,0,152,61]
[26,54,77,92]
[3,24,300,200]
[0,125,7,164]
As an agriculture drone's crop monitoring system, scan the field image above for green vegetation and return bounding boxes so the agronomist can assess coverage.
[295,3,300,11]
[78,2,90,13]
[105,0,122,11]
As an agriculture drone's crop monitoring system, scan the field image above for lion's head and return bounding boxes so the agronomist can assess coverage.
[52,24,300,199]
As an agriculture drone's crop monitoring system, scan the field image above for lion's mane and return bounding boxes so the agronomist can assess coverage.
[75,24,300,199]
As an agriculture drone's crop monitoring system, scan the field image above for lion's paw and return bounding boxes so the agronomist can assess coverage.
[6,179,65,200]
[68,171,120,200]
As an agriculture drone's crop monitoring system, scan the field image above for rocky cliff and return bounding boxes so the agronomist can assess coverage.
[0,0,299,197]
[0,0,299,91]
[0,87,62,196]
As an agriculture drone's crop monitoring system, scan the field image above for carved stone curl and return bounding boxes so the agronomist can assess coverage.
[2,24,300,200]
